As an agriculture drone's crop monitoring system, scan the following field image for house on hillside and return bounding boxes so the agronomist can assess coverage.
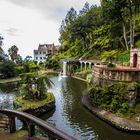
[33,43,59,63]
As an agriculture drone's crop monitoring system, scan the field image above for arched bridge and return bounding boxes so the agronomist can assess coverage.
[0,109,76,140]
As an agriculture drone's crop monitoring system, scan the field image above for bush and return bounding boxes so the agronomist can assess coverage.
[107,62,115,67]
[0,60,17,78]
[87,82,139,113]
[45,59,60,70]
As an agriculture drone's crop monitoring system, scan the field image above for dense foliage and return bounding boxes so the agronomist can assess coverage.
[0,60,17,78]
[58,1,140,62]
[20,73,53,100]
[44,58,60,70]
[88,82,140,114]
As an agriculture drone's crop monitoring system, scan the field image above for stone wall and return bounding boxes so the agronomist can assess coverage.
[92,65,140,86]
[130,48,140,69]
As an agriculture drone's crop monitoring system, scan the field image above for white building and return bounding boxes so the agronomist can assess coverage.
[34,44,59,63]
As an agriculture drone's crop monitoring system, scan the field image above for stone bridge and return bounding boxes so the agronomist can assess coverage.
[0,109,76,140]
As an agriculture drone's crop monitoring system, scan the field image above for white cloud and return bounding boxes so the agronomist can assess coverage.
[0,0,100,58]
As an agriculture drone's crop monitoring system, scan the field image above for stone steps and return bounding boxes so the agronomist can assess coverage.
[0,115,9,129]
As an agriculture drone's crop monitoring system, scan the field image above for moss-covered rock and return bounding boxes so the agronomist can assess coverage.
[13,92,55,116]
[88,82,140,115]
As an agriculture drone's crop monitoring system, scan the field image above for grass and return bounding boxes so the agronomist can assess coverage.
[14,92,55,111]
[0,77,21,84]
[117,103,140,122]
[0,130,28,140]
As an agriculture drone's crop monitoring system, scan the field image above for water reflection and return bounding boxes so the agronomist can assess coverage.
[0,77,140,140]
[0,82,19,109]
[45,76,140,140]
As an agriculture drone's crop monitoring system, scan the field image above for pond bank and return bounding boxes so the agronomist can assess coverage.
[13,93,55,116]
[0,77,21,84]
[0,70,58,84]
[82,92,140,133]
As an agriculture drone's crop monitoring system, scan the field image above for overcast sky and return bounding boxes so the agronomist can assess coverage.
[0,0,100,58]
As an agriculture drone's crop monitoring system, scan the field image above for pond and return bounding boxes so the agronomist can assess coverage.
[42,76,140,140]
[0,82,19,109]
[0,76,140,140]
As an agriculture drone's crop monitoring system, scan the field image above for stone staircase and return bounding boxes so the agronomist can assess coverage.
[0,115,9,130]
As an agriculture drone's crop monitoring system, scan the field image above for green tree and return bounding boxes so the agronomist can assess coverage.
[21,73,53,100]
[65,7,77,25]
[0,34,4,47]
[8,45,19,62]
[101,0,140,50]
[0,60,17,78]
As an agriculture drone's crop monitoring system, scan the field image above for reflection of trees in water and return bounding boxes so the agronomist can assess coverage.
[39,76,140,140]
[0,82,20,109]
[60,78,91,130]
[0,94,16,109]
[0,82,20,93]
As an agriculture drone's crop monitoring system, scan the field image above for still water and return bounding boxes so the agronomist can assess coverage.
[43,76,140,140]
[0,82,19,109]
[0,77,140,140]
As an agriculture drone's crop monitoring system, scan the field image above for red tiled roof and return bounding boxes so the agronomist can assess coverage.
[38,44,59,51]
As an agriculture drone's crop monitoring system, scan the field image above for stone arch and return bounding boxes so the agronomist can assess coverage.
[133,53,138,67]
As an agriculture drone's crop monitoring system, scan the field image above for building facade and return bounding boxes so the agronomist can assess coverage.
[34,44,59,63]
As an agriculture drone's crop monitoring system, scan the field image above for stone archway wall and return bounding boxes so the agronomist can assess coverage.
[133,54,137,67]
[130,48,140,69]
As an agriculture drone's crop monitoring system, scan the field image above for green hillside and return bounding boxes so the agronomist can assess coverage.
[55,1,140,65]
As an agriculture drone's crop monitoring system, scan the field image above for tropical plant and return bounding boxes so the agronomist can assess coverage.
[8,45,19,62]
[21,73,53,100]
[45,59,60,70]
[0,60,17,78]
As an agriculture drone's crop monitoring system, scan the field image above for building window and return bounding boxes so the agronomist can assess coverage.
[40,52,41,54]
[36,57,38,60]
[48,50,51,53]
[40,57,42,59]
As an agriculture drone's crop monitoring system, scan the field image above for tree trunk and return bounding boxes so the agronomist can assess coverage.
[129,0,134,48]
[122,22,129,50]
[119,39,126,49]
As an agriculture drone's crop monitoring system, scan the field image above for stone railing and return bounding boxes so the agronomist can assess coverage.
[0,109,76,140]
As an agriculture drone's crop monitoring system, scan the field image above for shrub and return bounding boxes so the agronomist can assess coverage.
[0,60,17,78]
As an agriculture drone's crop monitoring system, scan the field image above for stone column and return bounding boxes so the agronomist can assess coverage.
[63,61,67,77]
[28,124,35,137]
[85,62,87,70]
[80,61,83,71]
[9,116,16,133]
[89,62,92,69]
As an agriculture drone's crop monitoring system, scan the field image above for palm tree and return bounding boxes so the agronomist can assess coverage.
[8,45,19,62]
[36,74,53,99]
[21,73,53,100]
[24,55,32,62]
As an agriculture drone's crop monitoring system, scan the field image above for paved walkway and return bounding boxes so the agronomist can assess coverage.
[82,92,140,133]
